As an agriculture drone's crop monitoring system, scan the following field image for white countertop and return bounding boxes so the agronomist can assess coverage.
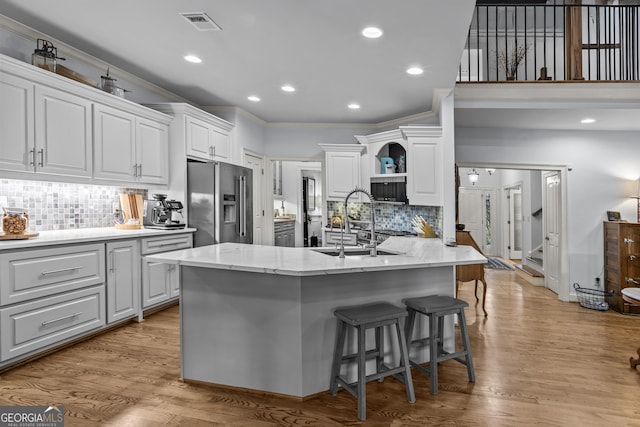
[146,236,486,276]
[0,227,196,250]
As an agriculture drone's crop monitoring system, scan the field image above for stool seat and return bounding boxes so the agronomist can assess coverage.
[404,295,475,395]
[330,302,414,421]
[334,302,408,325]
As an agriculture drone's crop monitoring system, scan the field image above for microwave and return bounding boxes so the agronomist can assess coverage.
[370,176,407,204]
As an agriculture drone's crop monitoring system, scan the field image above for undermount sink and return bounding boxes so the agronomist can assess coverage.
[311,247,402,257]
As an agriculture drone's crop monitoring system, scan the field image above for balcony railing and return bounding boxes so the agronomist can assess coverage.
[458,2,640,82]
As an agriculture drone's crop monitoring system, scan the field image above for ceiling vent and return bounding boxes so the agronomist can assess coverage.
[180,13,222,31]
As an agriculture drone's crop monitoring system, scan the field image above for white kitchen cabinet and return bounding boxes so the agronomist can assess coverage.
[140,234,193,310]
[0,70,91,177]
[0,72,34,172]
[35,85,93,177]
[184,109,232,161]
[403,126,443,206]
[106,240,140,324]
[355,129,407,178]
[320,144,366,201]
[93,104,168,185]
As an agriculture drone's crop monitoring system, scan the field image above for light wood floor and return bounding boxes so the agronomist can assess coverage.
[1,268,639,426]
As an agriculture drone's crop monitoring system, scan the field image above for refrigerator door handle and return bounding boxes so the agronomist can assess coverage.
[240,176,247,237]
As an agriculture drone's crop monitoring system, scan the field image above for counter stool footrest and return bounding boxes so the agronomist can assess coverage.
[339,348,381,363]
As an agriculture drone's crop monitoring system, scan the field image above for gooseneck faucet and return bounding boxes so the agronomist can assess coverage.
[339,187,377,258]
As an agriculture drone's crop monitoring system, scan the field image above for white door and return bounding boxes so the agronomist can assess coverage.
[136,117,168,185]
[459,187,497,255]
[507,186,523,259]
[93,104,136,181]
[244,151,264,245]
[0,73,34,172]
[543,171,561,294]
[106,240,139,324]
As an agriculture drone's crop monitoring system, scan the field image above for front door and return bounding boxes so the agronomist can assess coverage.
[459,187,497,255]
[543,171,561,294]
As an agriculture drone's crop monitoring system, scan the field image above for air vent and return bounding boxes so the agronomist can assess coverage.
[180,13,222,31]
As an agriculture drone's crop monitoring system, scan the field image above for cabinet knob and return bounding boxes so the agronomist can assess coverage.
[626,277,639,285]
[630,255,637,261]
[624,237,635,244]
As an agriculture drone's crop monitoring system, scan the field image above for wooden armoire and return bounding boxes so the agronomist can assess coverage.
[604,221,640,314]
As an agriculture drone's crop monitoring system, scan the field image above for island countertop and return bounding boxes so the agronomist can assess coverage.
[145,236,486,276]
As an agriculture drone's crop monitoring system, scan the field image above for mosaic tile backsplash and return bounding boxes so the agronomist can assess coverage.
[0,179,147,232]
[327,201,442,237]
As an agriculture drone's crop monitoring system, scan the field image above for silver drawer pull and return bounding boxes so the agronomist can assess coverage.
[41,312,82,326]
[625,238,635,244]
[626,277,640,285]
[155,242,182,247]
[40,266,82,276]
[630,255,637,261]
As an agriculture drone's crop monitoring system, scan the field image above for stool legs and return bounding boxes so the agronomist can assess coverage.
[457,309,475,382]
[329,320,347,395]
[357,324,366,420]
[428,312,439,395]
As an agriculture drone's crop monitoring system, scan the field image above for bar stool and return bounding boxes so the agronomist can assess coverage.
[329,302,415,420]
[403,295,475,395]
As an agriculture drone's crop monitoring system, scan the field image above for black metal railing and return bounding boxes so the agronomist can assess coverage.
[458,2,640,82]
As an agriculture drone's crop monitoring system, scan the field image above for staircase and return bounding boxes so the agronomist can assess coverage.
[515,245,544,286]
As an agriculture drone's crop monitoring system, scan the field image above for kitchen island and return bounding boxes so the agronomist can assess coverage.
[147,237,485,398]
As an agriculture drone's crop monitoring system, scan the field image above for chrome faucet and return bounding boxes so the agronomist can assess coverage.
[339,187,377,258]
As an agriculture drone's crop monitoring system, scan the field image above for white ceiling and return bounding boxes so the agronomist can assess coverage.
[0,0,477,124]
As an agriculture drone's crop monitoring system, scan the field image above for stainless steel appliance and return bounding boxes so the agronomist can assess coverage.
[187,160,253,247]
[143,194,186,229]
[370,175,407,204]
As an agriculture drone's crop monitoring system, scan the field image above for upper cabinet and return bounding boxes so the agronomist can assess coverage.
[320,144,366,201]
[147,103,234,163]
[93,104,169,185]
[355,126,443,206]
[0,54,171,185]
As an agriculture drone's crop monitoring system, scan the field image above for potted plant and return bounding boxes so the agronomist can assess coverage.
[497,42,530,80]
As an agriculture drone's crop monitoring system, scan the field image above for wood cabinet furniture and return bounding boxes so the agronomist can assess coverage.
[320,144,366,201]
[274,219,295,247]
[141,233,193,310]
[603,221,640,314]
[455,230,488,316]
[0,54,171,185]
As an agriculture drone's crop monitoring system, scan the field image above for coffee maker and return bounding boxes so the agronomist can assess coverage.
[143,194,186,229]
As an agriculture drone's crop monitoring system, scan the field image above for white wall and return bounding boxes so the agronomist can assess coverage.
[456,126,640,290]
[264,125,374,159]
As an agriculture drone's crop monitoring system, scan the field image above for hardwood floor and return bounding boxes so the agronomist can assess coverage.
[1,268,639,426]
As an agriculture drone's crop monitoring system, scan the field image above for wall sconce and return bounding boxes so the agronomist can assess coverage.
[485,168,496,175]
[468,169,479,185]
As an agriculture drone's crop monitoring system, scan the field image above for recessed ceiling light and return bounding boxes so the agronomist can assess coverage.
[406,67,424,75]
[281,85,295,92]
[247,95,260,102]
[361,27,383,38]
[184,55,202,63]
[581,118,596,124]
[348,103,361,110]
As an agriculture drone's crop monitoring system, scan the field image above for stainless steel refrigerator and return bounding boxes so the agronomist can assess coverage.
[187,160,253,247]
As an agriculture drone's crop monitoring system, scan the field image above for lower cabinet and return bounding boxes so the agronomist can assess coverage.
[0,285,105,362]
[274,220,295,247]
[140,234,193,310]
[106,240,140,324]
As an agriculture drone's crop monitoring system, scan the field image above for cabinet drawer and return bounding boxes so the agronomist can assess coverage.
[140,234,193,255]
[0,285,105,362]
[274,221,295,232]
[0,244,105,306]
[325,232,357,246]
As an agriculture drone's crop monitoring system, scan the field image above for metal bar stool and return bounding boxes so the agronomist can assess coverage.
[329,302,415,420]
[403,295,475,395]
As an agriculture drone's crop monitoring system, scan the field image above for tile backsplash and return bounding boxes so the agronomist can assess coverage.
[0,179,147,231]
[327,201,442,237]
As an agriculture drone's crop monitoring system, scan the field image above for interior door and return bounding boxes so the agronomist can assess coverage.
[459,187,497,256]
[543,171,561,294]
[244,152,264,245]
[507,186,523,259]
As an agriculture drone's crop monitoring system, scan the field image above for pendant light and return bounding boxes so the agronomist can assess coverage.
[468,169,479,185]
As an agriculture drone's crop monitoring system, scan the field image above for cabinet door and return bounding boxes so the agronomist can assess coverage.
[34,85,92,177]
[210,127,230,160]
[141,259,172,308]
[0,73,34,172]
[407,137,443,206]
[185,116,212,160]
[169,264,180,298]
[136,117,168,184]
[106,240,140,324]
[326,151,361,200]
[93,104,136,181]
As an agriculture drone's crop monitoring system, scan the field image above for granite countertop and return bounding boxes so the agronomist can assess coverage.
[0,227,196,251]
[145,236,487,277]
